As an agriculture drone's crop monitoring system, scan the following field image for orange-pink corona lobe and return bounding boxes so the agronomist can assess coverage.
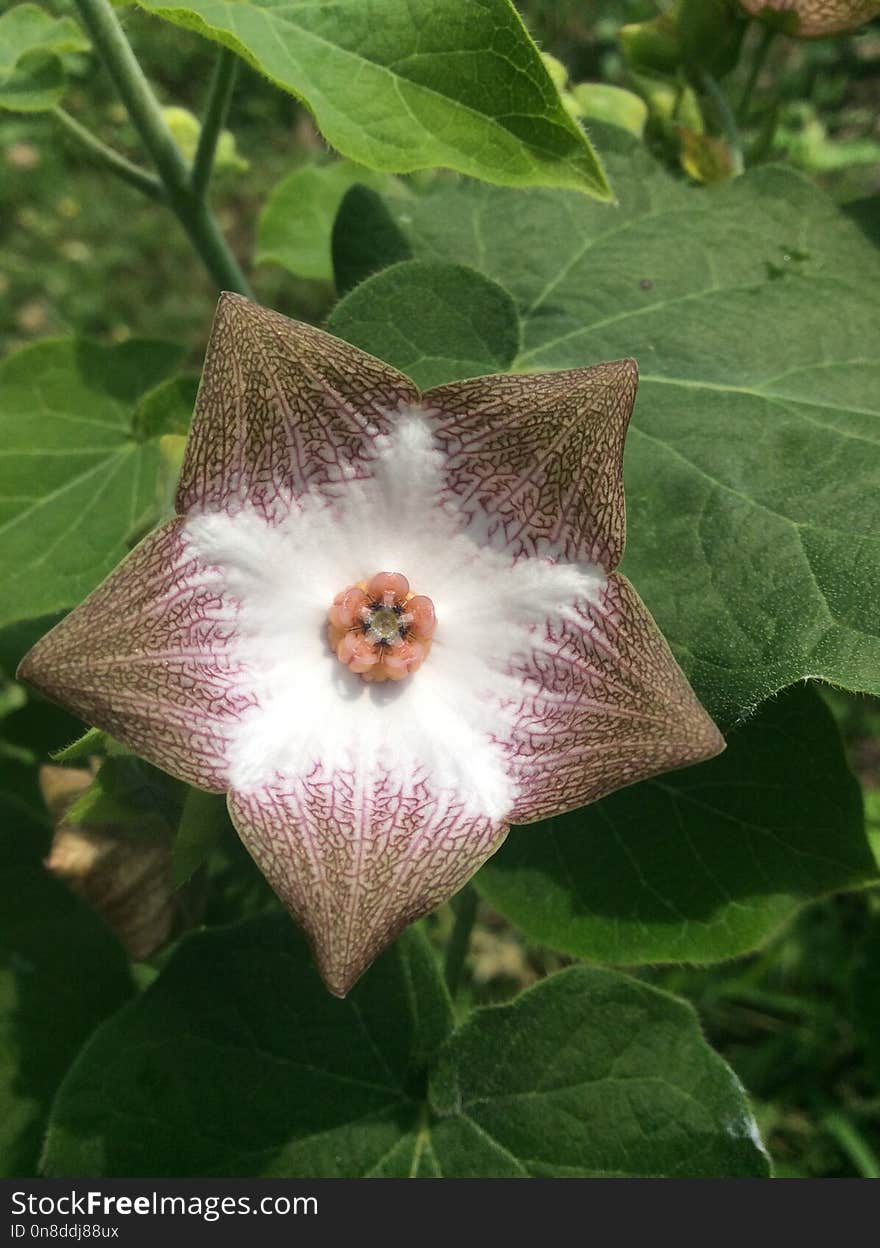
[329,572,436,683]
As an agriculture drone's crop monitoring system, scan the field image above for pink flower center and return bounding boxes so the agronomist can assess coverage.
[328,571,437,683]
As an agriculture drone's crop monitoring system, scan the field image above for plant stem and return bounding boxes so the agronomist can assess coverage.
[822,1110,880,1179]
[53,107,165,200]
[72,0,253,297]
[444,885,478,1000]
[701,71,745,176]
[73,0,190,195]
[738,24,775,123]
[192,47,239,199]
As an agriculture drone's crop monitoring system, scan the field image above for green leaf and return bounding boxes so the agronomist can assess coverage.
[620,13,682,76]
[865,788,880,868]
[2,682,85,766]
[328,260,520,388]
[0,5,89,75]
[130,374,198,442]
[161,106,248,174]
[476,685,875,966]
[257,161,394,282]
[678,0,746,79]
[41,914,766,1176]
[0,337,186,630]
[332,185,415,297]
[137,0,611,199]
[429,967,769,1177]
[42,915,453,1177]
[0,50,65,113]
[853,913,880,1085]
[0,754,133,1176]
[51,727,109,763]
[333,132,880,722]
[0,5,90,114]
[66,754,186,832]
[569,82,649,138]
[172,788,231,887]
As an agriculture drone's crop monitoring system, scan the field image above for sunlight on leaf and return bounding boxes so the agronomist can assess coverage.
[138,0,612,198]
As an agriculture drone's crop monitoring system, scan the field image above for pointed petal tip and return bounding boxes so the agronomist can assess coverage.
[213,289,259,328]
[677,701,726,774]
[319,966,355,1000]
[15,648,34,687]
[16,631,52,695]
[323,978,350,1001]
[703,719,727,763]
[216,289,249,309]
[308,912,413,999]
[228,784,507,999]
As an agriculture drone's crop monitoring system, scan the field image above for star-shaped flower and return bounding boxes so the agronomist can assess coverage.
[20,294,723,995]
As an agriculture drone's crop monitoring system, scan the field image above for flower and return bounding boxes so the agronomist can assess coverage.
[739,0,880,37]
[19,294,723,996]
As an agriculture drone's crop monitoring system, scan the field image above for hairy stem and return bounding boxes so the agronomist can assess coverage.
[53,107,165,201]
[444,885,479,1001]
[72,0,253,296]
[192,47,239,199]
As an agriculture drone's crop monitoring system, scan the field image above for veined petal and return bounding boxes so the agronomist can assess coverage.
[17,293,722,997]
[177,293,420,521]
[505,572,725,824]
[228,768,507,997]
[740,0,880,38]
[17,519,252,791]
[424,361,637,569]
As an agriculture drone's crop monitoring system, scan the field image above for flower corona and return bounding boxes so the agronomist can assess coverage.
[329,572,437,681]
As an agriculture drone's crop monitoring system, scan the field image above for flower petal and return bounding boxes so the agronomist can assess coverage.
[177,293,420,520]
[228,768,507,997]
[740,0,880,38]
[505,572,724,824]
[17,519,252,791]
[424,360,637,569]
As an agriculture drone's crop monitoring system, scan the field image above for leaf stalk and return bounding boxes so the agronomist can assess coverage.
[191,47,239,200]
[53,106,165,201]
[71,0,253,297]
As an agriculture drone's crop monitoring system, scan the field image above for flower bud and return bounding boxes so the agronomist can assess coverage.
[739,0,880,38]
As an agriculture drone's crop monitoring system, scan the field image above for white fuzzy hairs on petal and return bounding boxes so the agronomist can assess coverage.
[183,409,606,822]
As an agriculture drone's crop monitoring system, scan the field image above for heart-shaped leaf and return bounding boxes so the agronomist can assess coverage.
[137,0,611,198]
[430,965,769,1177]
[0,5,89,113]
[331,129,880,723]
[0,338,188,630]
[327,261,520,387]
[42,913,768,1176]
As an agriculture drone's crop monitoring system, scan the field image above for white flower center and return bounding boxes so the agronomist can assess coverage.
[183,410,606,822]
